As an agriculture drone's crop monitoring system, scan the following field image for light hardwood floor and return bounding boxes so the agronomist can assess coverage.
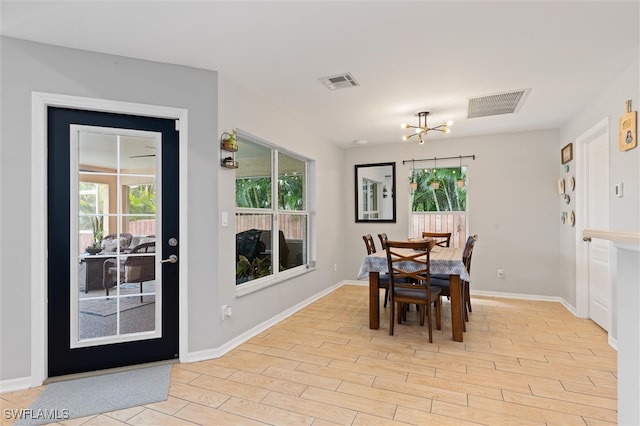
[1,284,617,425]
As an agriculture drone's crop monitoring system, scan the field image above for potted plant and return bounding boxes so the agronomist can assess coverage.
[221,129,238,151]
[86,215,104,254]
[235,255,271,284]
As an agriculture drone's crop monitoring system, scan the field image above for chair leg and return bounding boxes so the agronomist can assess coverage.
[389,299,395,336]
[465,281,472,313]
[435,298,441,330]
[140,282,143,303]
[383,288,388,308]
[426,302,433,343]
[419,304,425,326]
[397,302,404,324]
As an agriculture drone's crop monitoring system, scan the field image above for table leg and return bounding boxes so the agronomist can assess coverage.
[369,271,380,329]
[450,274,463,342]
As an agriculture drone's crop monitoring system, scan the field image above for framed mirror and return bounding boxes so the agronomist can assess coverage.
[355,162,396,223]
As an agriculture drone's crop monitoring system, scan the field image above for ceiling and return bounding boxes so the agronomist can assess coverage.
[2,1,638,148]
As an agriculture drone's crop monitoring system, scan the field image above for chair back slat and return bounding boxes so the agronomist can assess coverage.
[462,235,478,273]
[385,240,431,290]
[362,234,376,254]
[377,233,388,250]
[422,232,451,247]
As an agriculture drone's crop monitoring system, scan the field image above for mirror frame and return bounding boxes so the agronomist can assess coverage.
[354,162,396,223]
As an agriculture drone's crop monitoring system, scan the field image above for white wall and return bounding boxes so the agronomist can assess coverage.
[558,56,640,339]
[343,129,564,300]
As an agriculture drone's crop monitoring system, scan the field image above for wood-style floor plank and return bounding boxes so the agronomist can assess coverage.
[1,285,617,425]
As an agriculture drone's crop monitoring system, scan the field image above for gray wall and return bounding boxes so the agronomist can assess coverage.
[215,74,345,349]
[0,36,344,382]
[0,36,221,380]
[558,57,640,339]
[343,129,563,300]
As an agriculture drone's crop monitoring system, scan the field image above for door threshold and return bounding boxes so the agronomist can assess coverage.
[44,359,178,384]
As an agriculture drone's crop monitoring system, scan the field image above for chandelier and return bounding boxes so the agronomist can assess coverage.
[401,111,453,144]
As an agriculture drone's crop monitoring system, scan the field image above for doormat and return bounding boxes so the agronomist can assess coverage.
[15,364,172,425]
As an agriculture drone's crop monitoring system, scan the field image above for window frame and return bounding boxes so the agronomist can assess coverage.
[408,162,469,248]
[234,129,315,296]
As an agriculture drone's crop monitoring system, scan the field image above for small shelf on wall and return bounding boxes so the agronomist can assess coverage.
[220,131,238,169]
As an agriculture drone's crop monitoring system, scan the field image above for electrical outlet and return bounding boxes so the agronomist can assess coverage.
[222,305,232,320]
[497,268,505,279]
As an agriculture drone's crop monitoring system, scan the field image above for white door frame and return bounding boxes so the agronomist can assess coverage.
[574,117,612,327]
[30,92,189,386]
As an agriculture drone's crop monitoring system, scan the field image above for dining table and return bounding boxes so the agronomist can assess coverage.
[357,245,470,342]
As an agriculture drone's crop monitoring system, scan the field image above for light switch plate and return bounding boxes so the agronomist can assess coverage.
[615,183,624,198]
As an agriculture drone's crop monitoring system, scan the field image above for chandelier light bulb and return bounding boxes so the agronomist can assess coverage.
[400,111,452,143]
[444,128,451,134]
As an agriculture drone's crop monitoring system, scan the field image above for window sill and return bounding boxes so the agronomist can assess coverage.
[235,265,316,297]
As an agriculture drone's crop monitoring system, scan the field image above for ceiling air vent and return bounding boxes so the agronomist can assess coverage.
[319,72,360,90]
[467,89,530,118]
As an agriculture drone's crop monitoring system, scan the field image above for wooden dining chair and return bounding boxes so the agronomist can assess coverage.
[385,240,441,342]
[430,235,478,328]
[377,233,388,250]
[362,234,377,254]
[362,234,389,307]
[422,232,452,248]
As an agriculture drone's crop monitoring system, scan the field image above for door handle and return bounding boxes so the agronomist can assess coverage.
[160,254,178,264]
[583,236,592,242]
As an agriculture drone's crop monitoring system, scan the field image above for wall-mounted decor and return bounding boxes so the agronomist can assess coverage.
[561,212,567,224]
[569,211,575,226]
[220,130,238,169]
[564,194,571,204]
[561,142,573,164]
[557,178,565,194]
[619,100,637,151]
[569,176,575,192]
[355,162,396,223]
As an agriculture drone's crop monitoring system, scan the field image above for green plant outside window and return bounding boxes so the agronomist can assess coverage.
[411,167,467,212]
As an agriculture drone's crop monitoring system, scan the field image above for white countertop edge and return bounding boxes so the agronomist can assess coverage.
[583,229,640,251]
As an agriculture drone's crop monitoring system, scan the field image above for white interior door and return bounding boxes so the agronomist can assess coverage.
[586,131,610,330]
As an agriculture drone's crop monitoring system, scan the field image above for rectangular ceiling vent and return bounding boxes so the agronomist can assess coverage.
[467,89,530,118]
[319,72,360,90]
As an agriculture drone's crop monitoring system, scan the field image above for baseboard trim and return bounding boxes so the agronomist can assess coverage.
[471,289,576,313]
[182,281,348,363]
[0,376,33,394]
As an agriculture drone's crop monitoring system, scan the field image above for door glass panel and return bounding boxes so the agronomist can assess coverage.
[72,125,161,348]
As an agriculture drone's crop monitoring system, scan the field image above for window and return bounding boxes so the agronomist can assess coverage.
[78,182,108,253]
[234,131,312,288]
[410,166,468,248]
